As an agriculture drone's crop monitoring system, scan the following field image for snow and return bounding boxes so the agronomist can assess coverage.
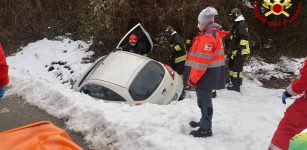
[4,38,305,150]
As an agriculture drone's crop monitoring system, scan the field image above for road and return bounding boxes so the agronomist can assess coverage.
[0,95,92,150]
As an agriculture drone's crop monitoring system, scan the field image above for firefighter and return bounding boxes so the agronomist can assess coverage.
[0,42,9,100]
[165,26,187,75]
[185,7,228,137]
[226,8,250,92]
[122,34,148,56]
[268,57,307,150]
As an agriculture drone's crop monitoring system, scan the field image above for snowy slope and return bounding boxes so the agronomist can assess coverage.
[5,38,305,150]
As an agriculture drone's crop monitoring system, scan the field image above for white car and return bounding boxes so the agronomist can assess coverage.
[73,51,183,105]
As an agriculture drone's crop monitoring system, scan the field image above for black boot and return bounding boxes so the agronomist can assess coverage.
[189,121,200,128]
[227,84,240,92]
[190,128,212,138]
[212,90,217,98]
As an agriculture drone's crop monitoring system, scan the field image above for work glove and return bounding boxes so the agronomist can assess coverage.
[0,87,5,100]
[281,91,291,105]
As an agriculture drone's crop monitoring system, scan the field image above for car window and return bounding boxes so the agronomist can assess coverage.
[129,61,165,101]
[81,84,126,102]
[78,56,107,87]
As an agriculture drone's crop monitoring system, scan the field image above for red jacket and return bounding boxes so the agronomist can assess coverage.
[286,57,307,99]
[0,43,9,87]
[185,22,229,90]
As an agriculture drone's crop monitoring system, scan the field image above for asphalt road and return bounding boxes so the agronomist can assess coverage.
[0,95,92,150]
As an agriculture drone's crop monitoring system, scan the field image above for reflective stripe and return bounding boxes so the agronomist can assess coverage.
[185,60,208,70]
[208,60,225,68]
[188,52,212,59]
[269,143,282,150]
[231,50,238,59]
[186,39,191,45]
[229,70,243,78]
[232,50,238,56]
[175,55,187,63]
[174,45,182,51]
[240,39,250,55]
[214,49,224,55]
[286,84,299,96]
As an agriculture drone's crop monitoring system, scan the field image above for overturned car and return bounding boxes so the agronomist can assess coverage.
[74,23,183,105]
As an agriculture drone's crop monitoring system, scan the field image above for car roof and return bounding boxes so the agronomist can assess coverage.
[88,51,150,88]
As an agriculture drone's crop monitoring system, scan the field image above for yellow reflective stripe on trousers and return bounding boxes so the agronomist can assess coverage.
[175,55,187,63]
[240,39,250,55]
[174,45,182,51]
[185,60,208,70]
[229,71,243,78]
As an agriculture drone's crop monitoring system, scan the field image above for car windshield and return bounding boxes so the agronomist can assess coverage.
[129,61,165,101]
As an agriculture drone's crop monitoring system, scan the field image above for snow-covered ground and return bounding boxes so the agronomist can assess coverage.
[4,38,305,150]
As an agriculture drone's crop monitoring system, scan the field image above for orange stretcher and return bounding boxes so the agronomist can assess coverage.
[0,121,83,150]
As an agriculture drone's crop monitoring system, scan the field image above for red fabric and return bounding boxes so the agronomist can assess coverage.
[187,26,227,83]
[288,58,307,96]
[0,43,9,87]
[269,57,307,150]
[269,98,307,150]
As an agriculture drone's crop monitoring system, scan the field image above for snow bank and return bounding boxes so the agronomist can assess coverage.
[5,38,305,150]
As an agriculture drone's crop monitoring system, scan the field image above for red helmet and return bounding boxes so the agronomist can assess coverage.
[129,34,137,44]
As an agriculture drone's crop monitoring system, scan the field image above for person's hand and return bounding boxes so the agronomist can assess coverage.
[282,91,291,104]
[0,87,5,99]
[187,80,197,89]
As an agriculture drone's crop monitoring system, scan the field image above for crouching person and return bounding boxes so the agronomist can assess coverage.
[269,57,307,150]
[0,42,9,100]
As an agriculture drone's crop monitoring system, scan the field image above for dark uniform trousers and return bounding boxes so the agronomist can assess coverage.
[228,54,247,86]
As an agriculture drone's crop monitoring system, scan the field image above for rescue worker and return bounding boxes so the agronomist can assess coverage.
[185,7,228,137]
[122,34,148,56]
[226,8,250,92]
[165,26,187,75]
[268,57,307,150]
[0,42,9,100]
[185,27,218,98]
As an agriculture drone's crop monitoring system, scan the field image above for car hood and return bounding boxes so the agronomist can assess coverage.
[88,52,148,88]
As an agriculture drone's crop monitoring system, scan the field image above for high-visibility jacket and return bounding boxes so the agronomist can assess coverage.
[227,20,250,58]
[0,43,9,87]
[185,23,229,90]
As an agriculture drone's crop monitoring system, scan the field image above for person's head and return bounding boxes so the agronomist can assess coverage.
[197,6,218,31]
[129,34,137,46]
[229,8,243,22]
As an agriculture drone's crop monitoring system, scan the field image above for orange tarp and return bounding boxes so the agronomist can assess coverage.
[0,121,83,150]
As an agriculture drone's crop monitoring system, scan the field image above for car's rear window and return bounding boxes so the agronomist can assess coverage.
[81,84,126,102]
[129,61,165,101]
